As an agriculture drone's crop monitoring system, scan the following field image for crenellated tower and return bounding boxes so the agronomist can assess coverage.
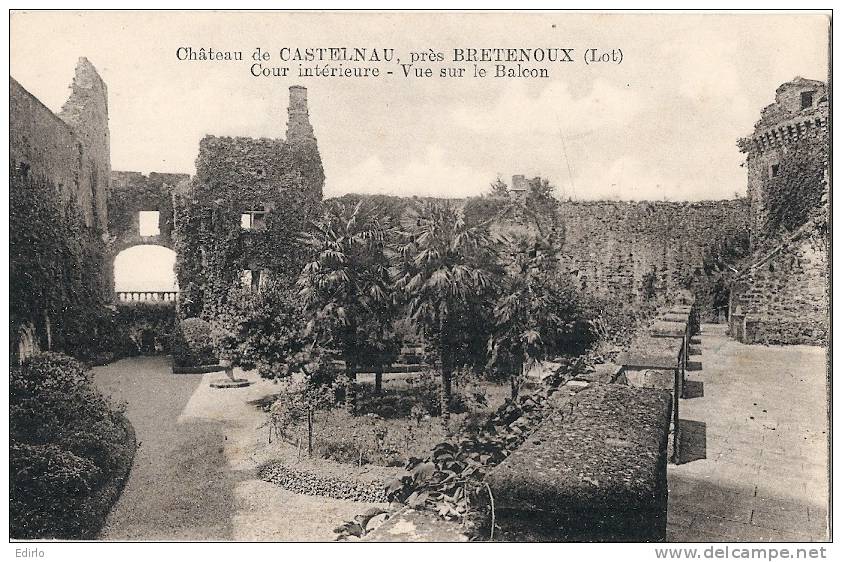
[737,77,829,247]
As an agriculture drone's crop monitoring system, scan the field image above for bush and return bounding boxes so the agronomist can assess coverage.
[113,302,177,356]
[215,282,312,379]
[171,317,218,369]
[10,352,136,539]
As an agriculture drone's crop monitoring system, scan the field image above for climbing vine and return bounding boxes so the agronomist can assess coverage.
[172,135,324,320]
[763,132,828,237]
[9,163,113,361]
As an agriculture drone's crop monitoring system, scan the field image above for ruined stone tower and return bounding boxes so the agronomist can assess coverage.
[59,57,111,231]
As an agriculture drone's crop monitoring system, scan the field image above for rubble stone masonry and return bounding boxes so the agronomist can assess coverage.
[730,77,829,345]
[555,199,749,318]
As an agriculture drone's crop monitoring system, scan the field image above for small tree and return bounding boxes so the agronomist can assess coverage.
[489,176,509,198]
[393,201,499,426]
[270,375,336,457]
[297,200,397,412]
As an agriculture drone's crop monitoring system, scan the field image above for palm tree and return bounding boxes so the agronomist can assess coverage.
[297,200,395,413]
[393,201,498,426]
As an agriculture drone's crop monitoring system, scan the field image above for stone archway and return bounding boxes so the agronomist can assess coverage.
[112,244,178,302]
[107,170,188,300]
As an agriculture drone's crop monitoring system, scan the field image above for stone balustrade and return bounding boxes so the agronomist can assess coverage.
[116,291,179,303]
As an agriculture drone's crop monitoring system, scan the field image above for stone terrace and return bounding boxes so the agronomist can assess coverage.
[667,324,829,542]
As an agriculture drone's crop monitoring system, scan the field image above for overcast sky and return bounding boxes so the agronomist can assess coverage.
[11,11,829,202]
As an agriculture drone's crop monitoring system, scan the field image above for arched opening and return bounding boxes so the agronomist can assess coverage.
[114,244,178,302]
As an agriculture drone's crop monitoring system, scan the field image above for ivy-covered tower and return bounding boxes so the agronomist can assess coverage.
[729,78,829,345]
[173,86,325,318]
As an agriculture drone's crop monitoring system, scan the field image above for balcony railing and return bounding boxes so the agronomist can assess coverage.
[116,291,179,303]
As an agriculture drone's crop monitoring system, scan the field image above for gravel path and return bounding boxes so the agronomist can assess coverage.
[93,356,384,541]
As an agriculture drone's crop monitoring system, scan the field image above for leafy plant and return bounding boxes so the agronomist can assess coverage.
[214,281,314,379]
[393,201,501,426]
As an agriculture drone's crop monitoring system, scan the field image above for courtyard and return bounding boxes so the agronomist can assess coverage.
[91,325,828,542]
[8,15,829,544]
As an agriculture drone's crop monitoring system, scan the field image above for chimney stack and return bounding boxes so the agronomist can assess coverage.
[511,174,527,192]
[286,85,315,143]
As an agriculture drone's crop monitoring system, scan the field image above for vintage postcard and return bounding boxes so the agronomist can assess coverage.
[7,9,831,550]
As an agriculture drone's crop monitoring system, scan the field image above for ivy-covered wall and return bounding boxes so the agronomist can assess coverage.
[9,58,113,362]
[109,171,190,251]
[173,86,325,319]
[10,169,114,362]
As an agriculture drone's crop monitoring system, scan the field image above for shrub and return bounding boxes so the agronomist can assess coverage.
[10,352,136,539]
[113,301,177,356]
[584,294,659,355]
[462,195,512,226]
[171,317,218,369]
[215,282,312,379]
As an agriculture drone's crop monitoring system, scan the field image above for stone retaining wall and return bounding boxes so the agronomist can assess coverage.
[486,384,671,541]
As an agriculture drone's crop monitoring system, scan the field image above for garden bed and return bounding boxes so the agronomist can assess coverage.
[265,375,509,468]
[258,461,387,503]
[253,374,510,509]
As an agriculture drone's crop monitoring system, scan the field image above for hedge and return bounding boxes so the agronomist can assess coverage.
[171,317,219,372]
[10,352,137,539]
[113,301,177,356]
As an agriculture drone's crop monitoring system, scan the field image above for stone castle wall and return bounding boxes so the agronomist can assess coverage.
[9,58,110,231]
[555,199,749,317]
[109,170,190,253]
[729,212,828,345]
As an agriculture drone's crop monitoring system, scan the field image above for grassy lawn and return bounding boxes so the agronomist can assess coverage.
[93,356,237,540]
